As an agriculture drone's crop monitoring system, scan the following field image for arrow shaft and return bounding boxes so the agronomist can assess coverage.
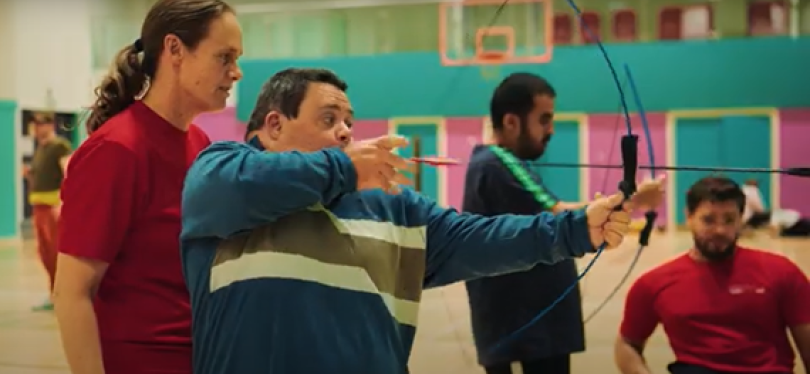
[535,163,783,174]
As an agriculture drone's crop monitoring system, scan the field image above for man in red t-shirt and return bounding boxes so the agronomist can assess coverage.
[615,176,810,374]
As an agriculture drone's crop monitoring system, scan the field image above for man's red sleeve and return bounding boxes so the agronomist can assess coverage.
[619,276,660,342]
[779,258,810,327]
[58,139,139,264]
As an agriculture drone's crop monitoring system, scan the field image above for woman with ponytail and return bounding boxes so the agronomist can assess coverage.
[52,0,242,373]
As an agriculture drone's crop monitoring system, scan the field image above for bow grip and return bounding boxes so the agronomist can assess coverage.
[638,211,658,246]
[612,135,640,212]
[619,135,639,200]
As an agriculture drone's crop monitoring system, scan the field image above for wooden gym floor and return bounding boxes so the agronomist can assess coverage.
[0,232,807,374]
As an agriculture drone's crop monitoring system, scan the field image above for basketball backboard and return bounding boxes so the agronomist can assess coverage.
[438,0,554,66]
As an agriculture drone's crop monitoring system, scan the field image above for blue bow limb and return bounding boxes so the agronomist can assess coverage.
[487,0,658,354]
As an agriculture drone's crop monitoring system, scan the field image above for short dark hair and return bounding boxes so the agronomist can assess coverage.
[87,0,234,134]
[490,72,556,130]
[686,176,746,215]
[246,68,349,136]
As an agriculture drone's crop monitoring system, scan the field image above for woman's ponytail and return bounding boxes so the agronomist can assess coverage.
[85,42,148,134]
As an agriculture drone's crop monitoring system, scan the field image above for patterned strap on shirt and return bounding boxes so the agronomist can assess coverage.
[488,145,556,209]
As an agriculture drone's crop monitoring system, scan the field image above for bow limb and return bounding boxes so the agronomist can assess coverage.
[585,65,659,323]
[488,0,641,352]
[565,0,659,320]
[477,0,662,352]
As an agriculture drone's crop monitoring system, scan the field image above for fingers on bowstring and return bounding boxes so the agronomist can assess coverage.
[391,171,413,188]
[378,165,413,195]
[373,135,409,150]
[375,171,393,193]
[382,173,412,195]
[376,148,416,173]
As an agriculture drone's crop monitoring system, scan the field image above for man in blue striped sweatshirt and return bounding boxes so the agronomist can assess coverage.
[180,68,645,374]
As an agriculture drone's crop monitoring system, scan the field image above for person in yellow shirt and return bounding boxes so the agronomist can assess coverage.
[23,113,71,311]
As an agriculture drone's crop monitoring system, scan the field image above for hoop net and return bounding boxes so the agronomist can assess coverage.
[478,51,506,81]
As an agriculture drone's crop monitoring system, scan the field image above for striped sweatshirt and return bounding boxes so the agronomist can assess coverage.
[180,140,595,374]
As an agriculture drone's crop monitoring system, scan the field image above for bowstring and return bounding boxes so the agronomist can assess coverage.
[588,77,639,324]
[584,64,659,322]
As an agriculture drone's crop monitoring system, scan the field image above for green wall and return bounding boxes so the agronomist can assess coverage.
[237,37,810,121]
[92,0,810,64]
[0,100,18,238]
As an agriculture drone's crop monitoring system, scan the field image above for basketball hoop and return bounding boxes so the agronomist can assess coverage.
[478,50,507,62]
[438,0,555,67]
[478,51,505,81]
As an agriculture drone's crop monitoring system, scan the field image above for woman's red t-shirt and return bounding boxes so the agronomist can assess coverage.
[58,101,211,374]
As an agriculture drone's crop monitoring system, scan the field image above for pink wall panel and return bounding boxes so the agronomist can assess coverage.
[195,107,244,142]
[352,120,389,141]
[778,109,810,216]
[444,118,485,209]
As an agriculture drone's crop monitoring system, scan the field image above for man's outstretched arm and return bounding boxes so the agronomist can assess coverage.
[181,141,356,240]
[407,189,596,288]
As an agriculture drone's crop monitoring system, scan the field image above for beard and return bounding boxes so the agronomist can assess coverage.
[694,234,738,261]
[515,130,552,160]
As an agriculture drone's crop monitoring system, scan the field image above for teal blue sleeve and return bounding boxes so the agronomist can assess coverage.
[404,190,595,289]
[181,141,357,240]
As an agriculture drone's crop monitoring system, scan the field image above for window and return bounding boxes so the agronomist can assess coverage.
[658,5,714,40]
[612,9,637,41]
[659,7,682,40]
[682,6,713,39]
[553,14,574,44]
[579,11,601,44]
[748,1,788,36]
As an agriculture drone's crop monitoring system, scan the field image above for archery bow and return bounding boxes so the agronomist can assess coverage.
[486,0,658,353]
[584,64,657,323]
[432,0,810,354]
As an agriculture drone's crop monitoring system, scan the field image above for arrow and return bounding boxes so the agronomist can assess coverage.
[532,163,810,177]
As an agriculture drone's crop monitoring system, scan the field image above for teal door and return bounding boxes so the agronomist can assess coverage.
[674,116,771,224]
[719,116,772,209]
[531,120,581,202]
[394,123,440,203]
